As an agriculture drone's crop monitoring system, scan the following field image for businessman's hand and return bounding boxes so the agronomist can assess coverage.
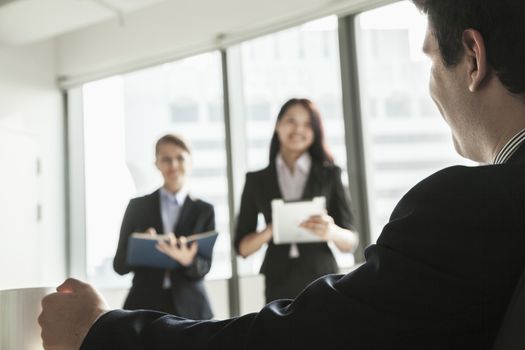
[38,278,109,350]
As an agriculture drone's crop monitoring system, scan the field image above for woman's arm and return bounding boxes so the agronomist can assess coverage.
[328,166,359,252]
[113,199,139,275]
[238,225,273,257]
[330,225,359,252]
[300,215,358,252]
[300,166,359,252]
[234,173,270,258]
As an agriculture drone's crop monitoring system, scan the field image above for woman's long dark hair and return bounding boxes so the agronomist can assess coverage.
[269,98,334,165]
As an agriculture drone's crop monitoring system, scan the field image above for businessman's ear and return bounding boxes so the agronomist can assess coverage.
[462,28,488,92]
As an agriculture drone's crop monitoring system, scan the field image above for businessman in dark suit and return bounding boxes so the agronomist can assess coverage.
[39,0,525,349]
[112,134,215,320]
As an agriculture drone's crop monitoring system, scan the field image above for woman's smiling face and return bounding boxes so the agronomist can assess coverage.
[276,103,315,155]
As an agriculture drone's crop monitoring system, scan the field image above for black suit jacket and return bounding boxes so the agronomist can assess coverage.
[83,144,525,350]
[234,162,355,300]
[113,190,215,320]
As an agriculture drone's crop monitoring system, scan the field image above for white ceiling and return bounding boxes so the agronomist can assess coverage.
[0,0,168,45]
[0,0,395,85]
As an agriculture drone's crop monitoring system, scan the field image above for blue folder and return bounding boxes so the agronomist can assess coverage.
[126,231,218,269]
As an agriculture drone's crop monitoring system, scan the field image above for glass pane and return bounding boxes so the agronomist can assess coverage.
[83,52,231,288]
[232,16,353,276]
[355,1,474,244]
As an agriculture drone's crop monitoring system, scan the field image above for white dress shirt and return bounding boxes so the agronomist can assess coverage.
[275,152,312,258]
[160,187,188,234]
[159,187,188,289]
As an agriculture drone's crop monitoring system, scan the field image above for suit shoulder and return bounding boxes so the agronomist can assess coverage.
[244,166,272,184]
[406,164,509,202]
[383,164,516,244]
[246,166,271,178]
[190,197,214,213]
[315,163,342,181]
[129,191,157,204]
[423,164,497,184]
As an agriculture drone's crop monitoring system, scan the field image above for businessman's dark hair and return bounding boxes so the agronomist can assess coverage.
[413,0,525,95]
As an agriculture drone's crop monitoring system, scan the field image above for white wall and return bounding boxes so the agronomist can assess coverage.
[0,40,66,290]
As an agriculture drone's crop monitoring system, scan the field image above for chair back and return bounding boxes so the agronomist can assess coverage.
[0,287,53,350]
[492,267,525,350]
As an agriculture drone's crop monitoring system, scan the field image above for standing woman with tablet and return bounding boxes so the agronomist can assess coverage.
[113,134,215,320]
[235,98,359,302]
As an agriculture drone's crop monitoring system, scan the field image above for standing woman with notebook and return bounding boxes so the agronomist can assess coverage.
[235,98,359,302]
[113,134,215,320]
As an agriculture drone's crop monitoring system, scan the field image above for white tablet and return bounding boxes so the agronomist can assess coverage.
[271,196,326,244]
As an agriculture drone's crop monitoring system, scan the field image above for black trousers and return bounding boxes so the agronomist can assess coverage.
[264,258,335,302]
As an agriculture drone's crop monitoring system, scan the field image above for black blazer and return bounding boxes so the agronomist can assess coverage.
[234,161,354,300]
[83,144,525,350]
[113,190,215,320]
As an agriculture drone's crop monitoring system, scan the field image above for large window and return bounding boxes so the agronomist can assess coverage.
[83,52,231,288]
[231,16,354,276]
[70,0,477,313]
[355,1,473,243]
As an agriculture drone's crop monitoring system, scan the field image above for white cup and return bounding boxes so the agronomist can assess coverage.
[0,287,54,350]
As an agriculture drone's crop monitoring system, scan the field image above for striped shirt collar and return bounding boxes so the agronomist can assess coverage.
[493,128,525,164]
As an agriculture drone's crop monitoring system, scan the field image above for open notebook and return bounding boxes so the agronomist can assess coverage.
[126,231,218,269]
